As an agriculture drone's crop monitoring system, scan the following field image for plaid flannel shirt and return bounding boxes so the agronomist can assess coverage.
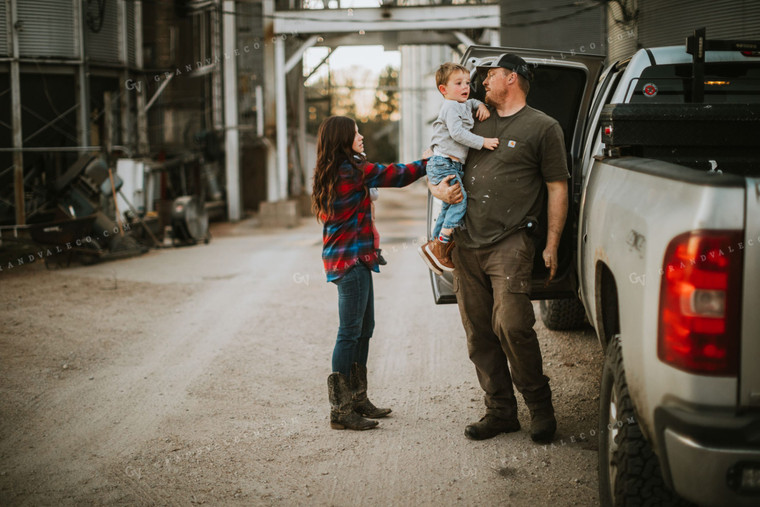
[321,158,427,282]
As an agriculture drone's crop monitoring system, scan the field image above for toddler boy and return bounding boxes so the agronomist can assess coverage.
[419,62,498,273]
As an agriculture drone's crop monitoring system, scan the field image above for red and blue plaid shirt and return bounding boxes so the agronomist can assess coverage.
[321,158,427,282]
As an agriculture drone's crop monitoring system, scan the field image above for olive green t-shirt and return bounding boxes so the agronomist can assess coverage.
[455,105,569,249]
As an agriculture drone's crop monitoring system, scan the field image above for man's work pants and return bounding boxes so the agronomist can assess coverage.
[452,231,552,421]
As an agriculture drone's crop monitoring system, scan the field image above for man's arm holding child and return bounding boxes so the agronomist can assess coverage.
[428,175,463,204]
[421,147,463,204]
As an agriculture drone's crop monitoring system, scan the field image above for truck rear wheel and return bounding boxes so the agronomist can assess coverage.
[539,297,586,330]
[598,335,686,506]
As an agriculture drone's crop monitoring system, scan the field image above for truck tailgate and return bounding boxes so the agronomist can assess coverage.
[741,178,760,409]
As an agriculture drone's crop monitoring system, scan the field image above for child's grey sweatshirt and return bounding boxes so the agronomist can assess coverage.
[430,98,484,163]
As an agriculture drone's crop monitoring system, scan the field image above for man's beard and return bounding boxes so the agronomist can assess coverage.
[485,87,507,106]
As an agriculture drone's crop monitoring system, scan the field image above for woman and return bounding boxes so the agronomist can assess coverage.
[312,116,427,431]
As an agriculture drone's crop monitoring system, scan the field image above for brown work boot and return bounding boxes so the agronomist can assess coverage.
[350,363,391,418]
[419,239,455,273]
[530,407,557,443]
[328,372,378,431]
[464,414,521,440]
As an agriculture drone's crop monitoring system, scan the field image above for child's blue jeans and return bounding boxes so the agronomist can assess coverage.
[428,155,467,238]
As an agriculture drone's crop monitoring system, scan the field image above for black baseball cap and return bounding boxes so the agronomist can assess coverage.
[477,53,534,82]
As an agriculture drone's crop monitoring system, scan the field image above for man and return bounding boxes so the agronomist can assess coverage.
[429,53,568,443]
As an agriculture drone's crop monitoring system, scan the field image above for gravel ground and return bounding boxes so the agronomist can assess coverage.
[0,183,604,506]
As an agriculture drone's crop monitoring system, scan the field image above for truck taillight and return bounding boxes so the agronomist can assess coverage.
[658,230,743,376]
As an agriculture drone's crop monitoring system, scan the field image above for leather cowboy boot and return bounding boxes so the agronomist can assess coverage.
[350,362,392,418]
[328,372,378,430]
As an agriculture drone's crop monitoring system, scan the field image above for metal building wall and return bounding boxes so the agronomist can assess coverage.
[0,3,8,56]
[86,0,122,63]
[639,0,760,46]
[237,1,265,125]
[500,0,606,54]
[608,0,760,60]
[126,1,137,66]
[607,1,637,62]
[17,0,77,58]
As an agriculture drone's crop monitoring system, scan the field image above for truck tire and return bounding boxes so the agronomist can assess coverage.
[598,335,687,507]
[539,297,586,330]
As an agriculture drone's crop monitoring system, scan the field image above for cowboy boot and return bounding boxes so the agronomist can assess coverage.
[350,362,392,418]
[328,372,378,430]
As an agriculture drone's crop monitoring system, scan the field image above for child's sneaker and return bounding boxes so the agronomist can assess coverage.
[419,239,455,273]
[418,241,443,275]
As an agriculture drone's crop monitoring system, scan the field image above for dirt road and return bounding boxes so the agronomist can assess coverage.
[0,182,602,505]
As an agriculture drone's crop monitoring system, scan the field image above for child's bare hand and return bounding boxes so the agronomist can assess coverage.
[483,138,499,150]
[476,104,490,121]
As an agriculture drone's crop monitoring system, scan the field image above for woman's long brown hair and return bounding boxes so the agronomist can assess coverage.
[312,116,365,222]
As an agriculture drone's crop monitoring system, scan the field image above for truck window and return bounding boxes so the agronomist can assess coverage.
[628,62,760,103]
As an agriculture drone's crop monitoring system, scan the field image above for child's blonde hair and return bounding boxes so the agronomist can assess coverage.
[435,62,469,89]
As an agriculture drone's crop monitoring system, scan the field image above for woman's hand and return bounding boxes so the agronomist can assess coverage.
[422,147,434,160]
[428,175,463,204]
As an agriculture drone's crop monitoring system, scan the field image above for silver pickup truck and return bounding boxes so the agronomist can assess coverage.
[429,32,760,506]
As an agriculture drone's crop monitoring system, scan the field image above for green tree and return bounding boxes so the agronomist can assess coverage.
[332,77,358,119]
[373,65,399,121]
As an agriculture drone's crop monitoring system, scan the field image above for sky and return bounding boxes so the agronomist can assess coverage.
[304,45,400,78]
[302,0,400,78]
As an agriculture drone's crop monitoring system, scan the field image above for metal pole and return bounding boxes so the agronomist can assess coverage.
[255,85,264,138]
[297,61,309,194]
[104,91,114,157]
[223,0,241,220]
[489,28,501,47]
[119,0,131,151]
[10,0,25,225]
[144,74,174,112]
[0,146,134,157]
[77,0,91,148]
[275,36,288,201]
[263,0,278,202]
[134,1,149,155]
[285,35,319,73]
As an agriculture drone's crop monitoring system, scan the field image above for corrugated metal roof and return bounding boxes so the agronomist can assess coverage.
[18,0,77,58]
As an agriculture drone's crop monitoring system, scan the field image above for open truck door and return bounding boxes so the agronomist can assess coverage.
[428,46,604,304]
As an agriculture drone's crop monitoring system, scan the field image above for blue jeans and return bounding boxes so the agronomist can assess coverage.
[428,155,467,238]
[332,264,374,377]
